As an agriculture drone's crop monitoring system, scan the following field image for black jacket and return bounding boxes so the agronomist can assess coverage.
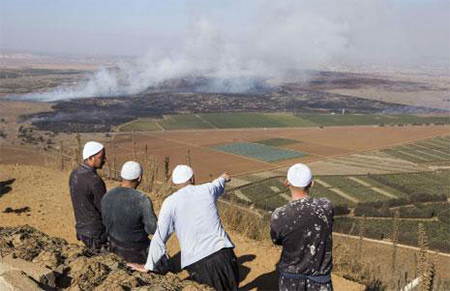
[69,164,107,238]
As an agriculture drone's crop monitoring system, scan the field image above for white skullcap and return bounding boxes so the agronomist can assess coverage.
[172,165,194,184]
[83,141,104,160]
[121,161,142,180]
[287,163,313,187]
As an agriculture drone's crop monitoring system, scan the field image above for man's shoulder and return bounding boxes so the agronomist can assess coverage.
[271,203,290,220]
[316,197,334,210]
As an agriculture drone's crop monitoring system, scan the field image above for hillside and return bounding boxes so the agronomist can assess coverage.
[0,164,362,290]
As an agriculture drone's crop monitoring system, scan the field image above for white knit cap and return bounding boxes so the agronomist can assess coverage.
[172,165,194,184]
[287,163,313,187]
[82,141,104,160]
[121,161,142,180]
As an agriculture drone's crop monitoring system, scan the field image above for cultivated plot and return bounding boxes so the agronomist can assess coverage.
[381,135,450,164]
[211,142,306,162]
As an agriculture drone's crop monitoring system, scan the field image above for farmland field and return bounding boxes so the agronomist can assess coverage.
[158,115,212,130]
[255,138,301,147]
[199,112,316,128]
[296,113,450,127]
[381,135,450,163]
[211,142,306,162]
[227,170,450,212]
[119,118,161,131]
[334,217,450,252]
[367,170,450,197]
[116,112,450,131]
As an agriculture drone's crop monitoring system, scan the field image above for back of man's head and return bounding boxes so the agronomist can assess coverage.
[121,161,142,186]
[172,165,194,186]
[287,163,313,190]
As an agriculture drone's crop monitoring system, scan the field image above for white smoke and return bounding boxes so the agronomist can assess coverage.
[19,0,449,101]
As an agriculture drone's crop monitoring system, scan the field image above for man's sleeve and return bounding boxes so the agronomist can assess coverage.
[142,196,157,235]
[270,209,283,245]
[144,199,174,272]
[206,177,226,198]
[92,178,107,212]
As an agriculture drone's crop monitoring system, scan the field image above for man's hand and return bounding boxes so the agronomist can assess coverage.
[127,263,147,272]
[220,172,231,182]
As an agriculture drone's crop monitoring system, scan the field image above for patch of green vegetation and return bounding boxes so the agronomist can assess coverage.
[255,138,301,147]
[212,142,305,162]
[159,115,213,130]
[310,184,356,207]
[256,194,289,210]
[381,149,425,163]
[296,113,450,126]
[354,176,408,198]
[240,179,287,204]
[367,170,450,198]
[119,118,162,131]
[334,217,450,252]
[319,176,390,202]
[200,112,315,128]
[381,136,450,163]
[395,202,449,219]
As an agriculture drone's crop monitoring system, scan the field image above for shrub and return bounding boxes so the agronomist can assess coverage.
[334,204,350,215]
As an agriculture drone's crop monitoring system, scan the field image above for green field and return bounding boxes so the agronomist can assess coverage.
[212,142,306,162]
[334,217,450,252]
[159,115,213,130]
[119,118,162,131]
[231,177,356,210]
[309,184,357,207]
[297,113,450,126]
[381,136,450,163]
[199,112,315,128]
[229,170,449,212]
[367,170,450,198]
[255,138,301,147]
[318,176,391,202]
[117,113,450,131]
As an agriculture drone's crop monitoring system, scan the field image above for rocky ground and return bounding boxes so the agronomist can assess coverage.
[0,225,211,291]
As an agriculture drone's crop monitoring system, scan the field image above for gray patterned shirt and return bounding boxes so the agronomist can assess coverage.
[270,196,334,276]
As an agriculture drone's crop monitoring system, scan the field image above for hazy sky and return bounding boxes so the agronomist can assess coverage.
[1,0,449,64]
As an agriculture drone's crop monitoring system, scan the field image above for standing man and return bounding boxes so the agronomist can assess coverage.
[102,161,157,264]
[270,163,334,291]
[69,141,107,252]
[130,165,239,291]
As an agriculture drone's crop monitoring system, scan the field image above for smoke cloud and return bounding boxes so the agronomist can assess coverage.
[17,1,449,101]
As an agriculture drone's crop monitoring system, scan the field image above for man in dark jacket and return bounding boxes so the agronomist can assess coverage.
[69,141,107,251]
[102,161,157,264]
[270,163,334,291]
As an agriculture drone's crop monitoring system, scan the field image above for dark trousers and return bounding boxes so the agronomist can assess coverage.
[109,239,149,264]
[279,275,333,291]
[186,248,239,291]
[77,233,107,253]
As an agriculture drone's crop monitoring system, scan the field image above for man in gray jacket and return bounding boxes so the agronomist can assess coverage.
[102,161,157,264]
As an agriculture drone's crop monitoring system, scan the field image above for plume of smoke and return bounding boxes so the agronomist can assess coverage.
[20,2,352,101]
[19,1,448,102]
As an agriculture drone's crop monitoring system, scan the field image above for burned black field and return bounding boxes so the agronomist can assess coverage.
[19,70,448,133]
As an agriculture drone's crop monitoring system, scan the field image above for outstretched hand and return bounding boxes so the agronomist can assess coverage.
[220,172,231,182]
[127,263,147,272]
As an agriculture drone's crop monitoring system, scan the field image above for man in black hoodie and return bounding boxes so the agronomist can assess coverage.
[69,141,107,251]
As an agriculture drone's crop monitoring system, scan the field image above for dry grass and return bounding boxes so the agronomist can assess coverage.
[35,148,450,290]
